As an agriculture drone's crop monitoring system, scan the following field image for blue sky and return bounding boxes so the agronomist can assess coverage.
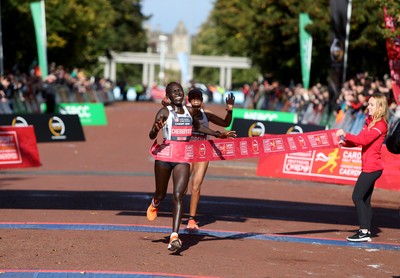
[141,0,214,35]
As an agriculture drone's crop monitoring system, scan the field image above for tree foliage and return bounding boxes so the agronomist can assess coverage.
[2,0,148,75]
[193,0,398,86]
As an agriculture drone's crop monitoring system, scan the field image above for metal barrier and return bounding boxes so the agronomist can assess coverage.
[1,86,116,115]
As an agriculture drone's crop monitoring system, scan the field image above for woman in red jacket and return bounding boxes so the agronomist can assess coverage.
[336,94,388,242]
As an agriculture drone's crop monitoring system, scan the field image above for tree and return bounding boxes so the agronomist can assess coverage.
[378,0,400,39]
[193,0,398,86]
[2,0,148,76]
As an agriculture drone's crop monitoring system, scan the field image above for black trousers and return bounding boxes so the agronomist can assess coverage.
[352,170,382,230]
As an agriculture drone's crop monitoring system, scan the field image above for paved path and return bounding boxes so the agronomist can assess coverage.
[0,101,399,277]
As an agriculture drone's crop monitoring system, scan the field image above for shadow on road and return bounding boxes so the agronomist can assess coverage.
[0,189,398,230]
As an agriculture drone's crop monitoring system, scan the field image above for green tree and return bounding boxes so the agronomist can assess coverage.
[108,0,148,52]
[106,0,149,83]
[2,0,147,76]
[378,0,400,39]
[193,0,398,86]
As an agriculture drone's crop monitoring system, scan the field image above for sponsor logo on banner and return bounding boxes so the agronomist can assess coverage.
[286,125,303,134]
[199,143,207,157]
[233,118,324,138]
[212,142,235,157]
[244,111,279,122]
[0,114,84,142]
[48,116,66,139]
[0,126,41,169]
[252,139,259,154]
[307,133,329,147]
[228,108,297,130]
[57,103,107,126]
[61,105,91,118]
[281,147,361,180]
[184,144,194,160]
[330,38,344,63]
[153,143,173,159]
[287,137,298,151]
[258,145,399,190]
[284,151,313,173]
[298,136,307,149]
[248,122,265,137]
[239,141,249,155]
[150,130,339,163]
[0,131,22,164]
[11,116,29,126]
[263,138,285,152]
[338,149,362,177]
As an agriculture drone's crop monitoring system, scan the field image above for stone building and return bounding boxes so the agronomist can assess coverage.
[145,21,191,71]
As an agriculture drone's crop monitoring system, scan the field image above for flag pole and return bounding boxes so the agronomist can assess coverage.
[0,0,4,76]
[342,0,352,83]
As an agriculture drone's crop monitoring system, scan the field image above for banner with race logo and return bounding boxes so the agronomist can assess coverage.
[0,114,85,142]
[57,103,107,126]
[329,0,351,109]
[257,145,400,191]
[30,0,48,77]
[150,130,339,163]
[231,118,325,138]
[0,126,41,169]
[226,108,297,130]
[299,13,313,89]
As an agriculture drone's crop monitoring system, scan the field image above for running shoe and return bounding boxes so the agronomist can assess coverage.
[346,230,371,242]
[146,203,158,221]
[186,219,199,230]
[168,233,182,252]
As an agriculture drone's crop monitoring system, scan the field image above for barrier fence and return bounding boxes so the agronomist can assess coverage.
[1,85,116,115]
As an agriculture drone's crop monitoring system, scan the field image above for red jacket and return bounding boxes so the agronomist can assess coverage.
[343,117,388,172]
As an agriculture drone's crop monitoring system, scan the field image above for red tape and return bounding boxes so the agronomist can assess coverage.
[150,129,339,163]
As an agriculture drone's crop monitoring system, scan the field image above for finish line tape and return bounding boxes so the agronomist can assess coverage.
[150,129,339,163]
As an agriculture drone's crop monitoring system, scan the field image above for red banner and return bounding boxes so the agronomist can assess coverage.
[0,126,41,169]
[150,130,339,163]
[384,8,400,104]
[257,145,400,191]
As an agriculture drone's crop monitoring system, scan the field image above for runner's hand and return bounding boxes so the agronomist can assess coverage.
[153,114,166,133]
[161,96,170,106]
[225,92,235,111]
[215,130,237,139]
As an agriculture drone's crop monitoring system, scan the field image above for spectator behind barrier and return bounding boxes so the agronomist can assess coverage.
[386,119,400,154]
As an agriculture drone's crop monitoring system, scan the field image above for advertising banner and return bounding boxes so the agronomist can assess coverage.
[0,126,41,169]
[384,8,400,104]
[177,52,190,85]
[231,118,325,138]
[57,103,107,126]
[329,0,350,105]
[150,130,339,163]
[227,108,297,130]
[257,145,400,191]
[0,114,85,142]
[299,13,313,89]
[30,1,48,77]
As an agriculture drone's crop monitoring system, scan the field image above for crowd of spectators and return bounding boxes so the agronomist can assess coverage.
[0,63,114,114]
[241,72,399,134]
[2,65,399,137]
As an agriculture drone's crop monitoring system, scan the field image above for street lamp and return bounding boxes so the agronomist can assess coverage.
[158,35,168,86]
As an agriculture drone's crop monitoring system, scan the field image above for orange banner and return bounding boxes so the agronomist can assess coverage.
[150,130,339,163]
[0,126,41,169]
